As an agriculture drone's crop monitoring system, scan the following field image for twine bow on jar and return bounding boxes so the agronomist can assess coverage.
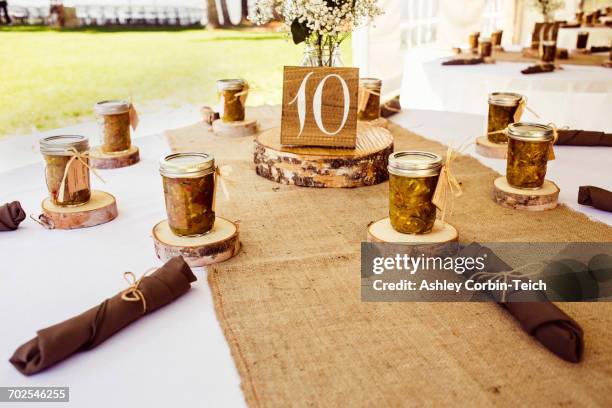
[213,165,233,211]
[432,145,464,224]
[57,147,105,202]
[514,97,540,123]
[234,82,250,106]
[358,87,380,112]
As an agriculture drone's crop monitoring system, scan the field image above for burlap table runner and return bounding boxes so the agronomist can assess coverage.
[492,49,608,66]
[166,106,612,407]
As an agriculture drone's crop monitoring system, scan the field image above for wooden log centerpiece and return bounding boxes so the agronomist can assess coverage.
[492,176,559,211]
[152,216,240,267]
[254,122,394,188]
[40,190,118,229]
[475,136,507,159]
[90,146,140,169]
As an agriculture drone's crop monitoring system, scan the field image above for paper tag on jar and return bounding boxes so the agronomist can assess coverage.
[431,166,448,210]
[514,99,525,122]
[358,87,369,112]
[548,142,556,160]
[129,104,139,130]
[67,159,89,193]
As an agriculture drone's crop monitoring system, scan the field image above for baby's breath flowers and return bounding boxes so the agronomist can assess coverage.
[250,0,383,66]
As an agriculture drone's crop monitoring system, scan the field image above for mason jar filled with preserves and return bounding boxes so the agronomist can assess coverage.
[217,79,247,122]
[388,151,443,234]
[479,38,493,57]
[487,92,523,144]
[40,135,91,206]
[94,100,132,154]
[358,78,382,121]
[491,30,503,47]
[540,40,557,63]
[160,153,216,237]
[506,123,553,189]
[468,32,480,50]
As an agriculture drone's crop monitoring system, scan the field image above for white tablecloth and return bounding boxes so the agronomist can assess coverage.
[1,109,611,407]
[401,49,612,132]
[557,26,612,50]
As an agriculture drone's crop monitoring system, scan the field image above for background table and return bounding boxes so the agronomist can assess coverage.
[1,108,611,407]
[557,26,612,50]
[401,49,612,132]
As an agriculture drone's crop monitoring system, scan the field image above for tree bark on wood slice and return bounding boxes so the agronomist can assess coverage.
[212,119,258,137]
[41,190,118,229]
[90,146,140,169]
[492,177,559,211]
[254,122,394,188]
[152,217,240,267]
[475,136,507,159]
[367,218,458,256]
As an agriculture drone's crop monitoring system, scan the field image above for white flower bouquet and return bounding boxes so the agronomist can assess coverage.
[250,0,383,66]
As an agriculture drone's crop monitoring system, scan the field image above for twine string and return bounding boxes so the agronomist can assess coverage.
[120,268,156,312]
[57,147,105,202]
[471,261,545,302]
[213,165,233,212]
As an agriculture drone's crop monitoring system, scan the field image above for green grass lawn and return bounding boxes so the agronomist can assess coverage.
[0,26,352,138]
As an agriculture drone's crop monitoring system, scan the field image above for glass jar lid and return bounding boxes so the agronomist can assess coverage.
[507,123,554,142]
[94,100,131,115]
[360,78,382,89]
[159,153,215,178]
[40,135,89,155]
[488,92,523,107]
[388,151,443,177]
[216,79,246,92]
[479,37,492,43]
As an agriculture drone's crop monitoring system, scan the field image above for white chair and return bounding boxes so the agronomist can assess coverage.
[103,6,118,25]
[143,6,157,25]
[116,6,131,25]
[189,8,204,26]
[130,6,145,25]
[177,7,190,26]
[9,5,28,24]
[166,7,178,26]
[88,6,105,26]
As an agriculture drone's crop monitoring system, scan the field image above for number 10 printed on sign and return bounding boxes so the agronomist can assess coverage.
[281,66,359,148]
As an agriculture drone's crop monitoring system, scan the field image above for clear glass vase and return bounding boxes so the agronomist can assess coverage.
[301,44,344,67]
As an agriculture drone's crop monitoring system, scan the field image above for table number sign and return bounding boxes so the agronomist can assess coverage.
[281,66,359,148]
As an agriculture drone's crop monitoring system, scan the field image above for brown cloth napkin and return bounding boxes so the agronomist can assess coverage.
[557,129,612,146]
[0,201,26,231]
[381,96,401,118]
[458,243,584,363]
[10,257,196,375]
[521,63,555,74]
[442,57,484,65]
[578,186,612,212]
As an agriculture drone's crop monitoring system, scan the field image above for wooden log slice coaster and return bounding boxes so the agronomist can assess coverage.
[475,136,507,159]
[254,122,394,188]
[367,218,458,244]
[152,216,240,267]
[90,146,140,169]
[492,176,559,211]
[41,190,118,229]
[212,119,258,137]
[367,218,458,256]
